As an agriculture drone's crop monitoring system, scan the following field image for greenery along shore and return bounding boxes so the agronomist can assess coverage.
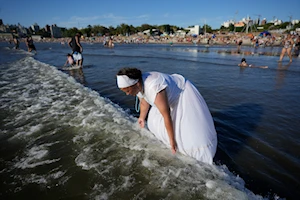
[30,21,300,38]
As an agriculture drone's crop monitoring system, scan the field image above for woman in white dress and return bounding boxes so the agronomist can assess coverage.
[116,68,217,164]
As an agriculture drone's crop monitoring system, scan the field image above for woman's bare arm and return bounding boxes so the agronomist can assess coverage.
[154,89,177,153]
[138,98,150,128]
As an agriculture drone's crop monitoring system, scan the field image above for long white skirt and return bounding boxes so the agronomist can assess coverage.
[147,80,217,164]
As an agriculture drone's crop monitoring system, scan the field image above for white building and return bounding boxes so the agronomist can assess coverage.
[270,19,283,26]
[174,30,186,37]
[292,20,300,25]
[221,20,235,28]
[185,25,202,35]
[50,24,62,38]
[31,23,40,33]
[18,23,28,36]
[143,29,160,36]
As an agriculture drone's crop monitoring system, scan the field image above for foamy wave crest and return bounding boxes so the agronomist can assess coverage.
[0,56,269,199]
[14,142,60,169]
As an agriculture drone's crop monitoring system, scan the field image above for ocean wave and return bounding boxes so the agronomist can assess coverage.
[0,54,280,199]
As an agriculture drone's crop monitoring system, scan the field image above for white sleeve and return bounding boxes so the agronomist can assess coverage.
[144,73,167,105]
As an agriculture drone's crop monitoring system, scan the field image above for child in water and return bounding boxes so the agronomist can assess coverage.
[238,58,268,69]
[64,53,74,67]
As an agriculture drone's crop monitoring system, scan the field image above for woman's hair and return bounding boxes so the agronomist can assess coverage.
[241,58,246,62]
[117,68,142,80]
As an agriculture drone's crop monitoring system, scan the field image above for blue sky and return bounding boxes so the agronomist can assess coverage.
[1,0,299,29]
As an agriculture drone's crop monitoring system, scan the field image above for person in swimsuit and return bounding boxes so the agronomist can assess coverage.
[238,58,268,69]
[25,36,37,53]
[278,34,294,62]
[237,38,243,52]
[293,36,300,57]
[12,36,20,49]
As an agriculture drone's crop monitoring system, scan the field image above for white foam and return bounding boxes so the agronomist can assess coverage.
[14,143,60,169]
[27,174,48,184]
[142,157,152,168]
[50,171,66,179]
[206,180,216,189]
[95,193,108,200]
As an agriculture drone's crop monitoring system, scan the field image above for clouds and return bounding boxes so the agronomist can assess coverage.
[56,13,152,28]
[4,0,299,30]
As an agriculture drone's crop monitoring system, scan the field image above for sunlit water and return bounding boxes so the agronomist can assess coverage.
[0,41,299,200]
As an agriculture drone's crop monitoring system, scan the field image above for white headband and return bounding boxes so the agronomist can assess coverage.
[117,75,138,88]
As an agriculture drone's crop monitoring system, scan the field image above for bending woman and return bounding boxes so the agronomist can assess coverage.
[116,68,217,164]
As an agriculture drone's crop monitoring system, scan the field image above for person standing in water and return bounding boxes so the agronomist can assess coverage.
[12,36,20,49]
[25,36,37,53]
[68,32,83,67]
[278,34,294,63]
[116,67,217,164]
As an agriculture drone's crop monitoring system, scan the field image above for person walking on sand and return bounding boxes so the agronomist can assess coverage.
[278,34,294,63]
[116,67,217,164]
[68,32,83,67]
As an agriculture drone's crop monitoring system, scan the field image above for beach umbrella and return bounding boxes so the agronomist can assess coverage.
[247,33,254,39]
[259,31,271,37]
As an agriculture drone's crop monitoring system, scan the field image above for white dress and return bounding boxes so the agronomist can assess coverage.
[137,72,217,164]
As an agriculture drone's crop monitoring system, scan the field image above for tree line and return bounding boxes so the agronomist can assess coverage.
[59,23,215,38]
[31,21,300,38]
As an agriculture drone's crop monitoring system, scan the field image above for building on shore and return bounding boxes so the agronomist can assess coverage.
[185,25,203,35]
[143,29,161,36]
[222,20,235,28]
[31,23,40,34]
[50,24,62,38]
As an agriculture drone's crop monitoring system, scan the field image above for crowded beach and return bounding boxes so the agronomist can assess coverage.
[2,31,300,58]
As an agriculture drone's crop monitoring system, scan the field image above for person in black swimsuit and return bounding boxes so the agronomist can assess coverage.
[293,36,300,57]
[25,36,37,53]
[13,36,20,49]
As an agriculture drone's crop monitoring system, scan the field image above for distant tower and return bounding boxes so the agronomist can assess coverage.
[288,15,293,29]
[0,19,3,26]
[234,10,238,32]
[261,18,267,25]
[256,14,261,25]
[31,23,40,33]
[45,24,51,32]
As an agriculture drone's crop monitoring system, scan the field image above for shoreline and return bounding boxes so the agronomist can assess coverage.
[1,33,299,58]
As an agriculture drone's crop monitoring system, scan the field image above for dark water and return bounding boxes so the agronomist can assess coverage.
[0,41,300,200]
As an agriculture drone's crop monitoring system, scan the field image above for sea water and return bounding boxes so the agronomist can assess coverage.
[0,41,299,200]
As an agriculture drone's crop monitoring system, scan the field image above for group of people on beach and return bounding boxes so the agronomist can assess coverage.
[236,33,299,68]
[10,35,37,53]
